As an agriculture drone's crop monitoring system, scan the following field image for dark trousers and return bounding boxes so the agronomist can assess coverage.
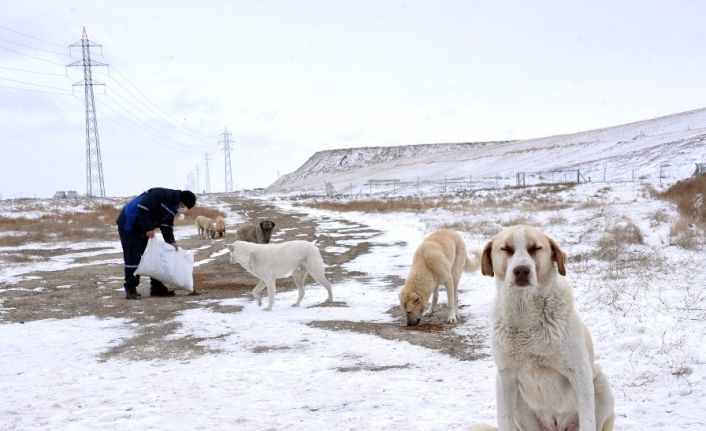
[118,226,166,292]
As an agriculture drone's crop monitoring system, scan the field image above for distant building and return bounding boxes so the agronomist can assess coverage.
[66,191,79,199]
[53,191,67,199]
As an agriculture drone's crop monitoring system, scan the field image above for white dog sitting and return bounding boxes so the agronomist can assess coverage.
[472,225,614,431]
[227,240,333,310]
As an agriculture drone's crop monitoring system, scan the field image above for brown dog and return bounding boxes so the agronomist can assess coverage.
[398,229,480,325]
[235,219,275,244]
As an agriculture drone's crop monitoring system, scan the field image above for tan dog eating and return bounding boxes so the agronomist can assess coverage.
[398,229,480,326]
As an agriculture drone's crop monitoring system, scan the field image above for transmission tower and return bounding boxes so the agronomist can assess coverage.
[68,27,108,198]
[219,127,234,193]
[204,153,211,194]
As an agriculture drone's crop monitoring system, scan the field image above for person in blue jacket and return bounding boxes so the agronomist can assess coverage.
[116,188,196,299]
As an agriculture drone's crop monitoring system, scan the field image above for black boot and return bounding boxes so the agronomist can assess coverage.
[126,286,142,300]
[150,286,176,297]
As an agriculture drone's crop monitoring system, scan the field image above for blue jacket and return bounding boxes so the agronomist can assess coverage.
[116,187,181,244]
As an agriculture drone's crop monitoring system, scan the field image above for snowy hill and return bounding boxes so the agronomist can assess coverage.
[268,107,706,193]
[268,141,509,190]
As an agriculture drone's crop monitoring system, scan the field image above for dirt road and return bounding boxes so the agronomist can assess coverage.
[0,195,487,362]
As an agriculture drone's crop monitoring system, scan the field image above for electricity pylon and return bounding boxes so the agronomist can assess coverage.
[68,27,107,197]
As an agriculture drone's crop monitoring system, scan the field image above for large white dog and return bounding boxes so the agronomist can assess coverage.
[472,225,614,431]
[227,240,333,310]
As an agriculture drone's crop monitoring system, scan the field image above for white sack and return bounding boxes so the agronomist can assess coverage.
[135,236,194,292]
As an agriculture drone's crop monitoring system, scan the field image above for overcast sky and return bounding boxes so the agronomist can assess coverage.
[1,0,705,198]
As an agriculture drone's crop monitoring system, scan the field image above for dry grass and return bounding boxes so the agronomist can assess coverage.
[299,196,440,213]
[656,175,705,249]
[0,202,225,247]
[669,218,700,249]
[505,216,538,227]
[438,220,501,237]
[648,209,671,225]
[659,175,706,224]
[547,215,567,225]
[0,204,121,246]
[594,216,644,262]
[577,199,604,210]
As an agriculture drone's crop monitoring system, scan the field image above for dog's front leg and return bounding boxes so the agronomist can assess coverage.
[264,279,276,311]
[567,362,597,431]
[496,369,519,431]
[424,286,439,317]
[252,280,265,306]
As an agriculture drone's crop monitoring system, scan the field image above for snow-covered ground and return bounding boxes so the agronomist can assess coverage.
[1,180,705,430]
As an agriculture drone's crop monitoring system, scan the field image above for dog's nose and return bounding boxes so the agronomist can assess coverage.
[513,265,531,286]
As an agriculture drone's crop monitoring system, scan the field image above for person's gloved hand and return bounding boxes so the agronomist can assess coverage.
[146,230,156,238]
[172,243,179,251]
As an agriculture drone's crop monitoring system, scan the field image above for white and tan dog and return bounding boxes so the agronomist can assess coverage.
[472,225,614,431]
[215,216,226,238]
[195,215,217,239]
[398,229,480,325]
[227,240,333,310]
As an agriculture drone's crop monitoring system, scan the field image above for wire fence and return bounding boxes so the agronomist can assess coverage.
[322,163,703,199]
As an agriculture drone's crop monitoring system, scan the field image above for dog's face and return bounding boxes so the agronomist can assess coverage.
[481,225,566,288]
[260,220,275,242]
[399,287,427,326]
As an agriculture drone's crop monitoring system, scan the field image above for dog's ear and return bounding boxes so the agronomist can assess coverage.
[410,292,420,303]
[481,240,494,277]
[548,236,567,276]
[259,221,265,229]
[227,243,235,252]
[271,221,275,228]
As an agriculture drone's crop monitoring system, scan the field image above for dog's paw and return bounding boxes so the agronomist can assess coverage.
[422,309,434,317]
[447,315,458,324]
[291,303,300,307]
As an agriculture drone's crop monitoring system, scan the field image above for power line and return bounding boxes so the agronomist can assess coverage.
[102,92,212,154]
[2,0,83,29]
[0,37,71,57]
[0,24,67,48]
[0,64,68,77]
[0,45,66,65]
[105,62,216,140]
[101,73,216,148]
[0,76,72,92]
[0,83,73,96]
[98,95,207,155]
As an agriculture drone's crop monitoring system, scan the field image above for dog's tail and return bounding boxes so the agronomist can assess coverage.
[468,425,496,431]
[464,246,482,273]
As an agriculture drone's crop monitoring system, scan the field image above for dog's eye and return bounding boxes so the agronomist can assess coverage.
[528,245,542,254]
[500,246,514,255]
